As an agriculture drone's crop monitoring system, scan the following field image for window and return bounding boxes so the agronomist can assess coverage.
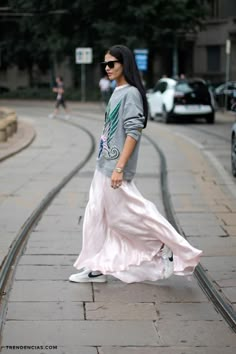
[154,81,167,93]
[207,46,221,72]
[208,0,219,18]
[176,81,209,95]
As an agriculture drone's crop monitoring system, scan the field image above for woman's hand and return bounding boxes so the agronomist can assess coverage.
[111,170,123,189]
[110,135,137,189]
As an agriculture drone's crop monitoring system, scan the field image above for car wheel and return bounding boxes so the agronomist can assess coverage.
[162,106,172,124]
[206,112,215,124]
[231,134,236,177]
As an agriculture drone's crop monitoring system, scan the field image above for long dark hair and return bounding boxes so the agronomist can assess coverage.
[107,45,148,128]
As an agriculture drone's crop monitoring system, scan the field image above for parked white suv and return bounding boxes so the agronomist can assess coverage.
[147,78,215,124]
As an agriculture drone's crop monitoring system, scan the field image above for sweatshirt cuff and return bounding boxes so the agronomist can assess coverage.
[127,129,142,141]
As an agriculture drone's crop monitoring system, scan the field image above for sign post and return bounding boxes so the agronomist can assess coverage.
[225,39,231,110]
[75,47,93,101]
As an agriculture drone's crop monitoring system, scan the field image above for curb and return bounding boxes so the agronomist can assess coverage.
[0,119,36,162]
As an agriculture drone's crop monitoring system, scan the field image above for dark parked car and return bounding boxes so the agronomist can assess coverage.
[214,81,236,110]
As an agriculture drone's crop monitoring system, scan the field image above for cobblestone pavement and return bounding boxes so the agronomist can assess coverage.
[0,101,236,353]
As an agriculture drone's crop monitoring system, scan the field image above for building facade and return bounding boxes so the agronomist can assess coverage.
[193,0,236,83]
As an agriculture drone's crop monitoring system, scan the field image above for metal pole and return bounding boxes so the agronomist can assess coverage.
[172,36,178,78]
[81,63,86,102]
[225,39,231,110]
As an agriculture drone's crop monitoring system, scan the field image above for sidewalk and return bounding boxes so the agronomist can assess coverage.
[0,109,97,270]
[0,104,236,353]
[145,118,236,311]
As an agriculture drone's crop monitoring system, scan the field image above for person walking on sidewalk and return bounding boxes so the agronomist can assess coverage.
[99,74,111,107]
[49,76,70,119]
[69,45,202,284]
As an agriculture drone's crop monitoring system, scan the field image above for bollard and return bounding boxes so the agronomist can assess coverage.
[0,119,8,142]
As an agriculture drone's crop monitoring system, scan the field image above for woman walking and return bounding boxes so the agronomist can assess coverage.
[69,45,202,284]
[49,76,70,119]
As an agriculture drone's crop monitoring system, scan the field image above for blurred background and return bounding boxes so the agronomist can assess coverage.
[0,0,236,104]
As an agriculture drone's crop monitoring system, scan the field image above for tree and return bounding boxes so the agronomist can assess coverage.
[91,0,208,77]
[1,0,208,88]
[2,1,74,86]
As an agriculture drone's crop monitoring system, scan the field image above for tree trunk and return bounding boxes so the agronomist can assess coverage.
[27,64,34,87]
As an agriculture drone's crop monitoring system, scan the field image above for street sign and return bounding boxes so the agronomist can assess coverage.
[75,47,93,64]
[75,47,93,102]
[226,39,231,55]
[134,49,148,71]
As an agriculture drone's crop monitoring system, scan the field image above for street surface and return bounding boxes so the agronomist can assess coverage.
[0,100,236,353]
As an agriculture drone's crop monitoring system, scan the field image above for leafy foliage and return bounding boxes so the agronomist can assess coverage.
[0,0,208,85]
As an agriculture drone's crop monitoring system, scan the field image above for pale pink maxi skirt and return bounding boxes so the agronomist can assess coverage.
[73,169,202,283]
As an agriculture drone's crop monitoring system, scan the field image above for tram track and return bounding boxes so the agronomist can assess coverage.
[0,113,235,345]
[0,118,96,335]
[144,132,236,332]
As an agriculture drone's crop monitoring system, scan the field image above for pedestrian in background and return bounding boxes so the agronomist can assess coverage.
[49,76,70,119]
[99,74,111,106]
[179,73,186,81]
[110,79,116,93]
[69,44,202,284]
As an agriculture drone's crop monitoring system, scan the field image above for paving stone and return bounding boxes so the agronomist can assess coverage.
[98,347,236,354]
[169,183,198,195]
[6,301,84,320]
[14,265,74,280]
[157,302,220,321]
[180,223,227,237]
[8,281,92,302]
[220,201,236,212]
[34,222,79,232]
[216,213,236,226]
[210,204,231,212]
[216,278,236,287]
[209,270,236,282]
[28,231,81,242]
[188,236,236,256]
[187,236,236,257]
[1,320,160,346]
[223,287,236,303]
[93,276,207,303]
[45,205,85,217]
[158,319,236,346]
[176,212,221,226]
[18,255,75,266]
[222,225,236,236]
[24,242,80,255]
[201,256,236,271]
[33,216,81,229]
[86,302,158,320]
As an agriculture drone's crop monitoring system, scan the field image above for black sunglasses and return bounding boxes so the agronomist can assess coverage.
[101,60,120,69]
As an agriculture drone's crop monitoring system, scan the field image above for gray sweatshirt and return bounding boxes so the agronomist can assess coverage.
[96,84,145,180]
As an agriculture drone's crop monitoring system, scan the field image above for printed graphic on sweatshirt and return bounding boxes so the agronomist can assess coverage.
[98,101,121,160]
